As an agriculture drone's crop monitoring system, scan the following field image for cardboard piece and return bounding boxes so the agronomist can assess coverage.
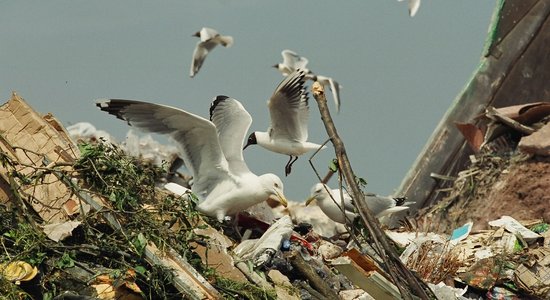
[331,248,401,300]
[192,227,248,283]
[0,93,80,223]
[514,247,550,299]
[453,228,517,273]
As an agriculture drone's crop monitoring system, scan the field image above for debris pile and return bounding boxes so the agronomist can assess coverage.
[2,94,550,300]
[422,102,550,233]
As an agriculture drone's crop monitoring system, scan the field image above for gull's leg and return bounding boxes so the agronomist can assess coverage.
[232,213,243,240]
[285,156,299,176]
[285,156,293,176]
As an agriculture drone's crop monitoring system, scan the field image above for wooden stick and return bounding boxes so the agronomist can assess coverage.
[289,250,339,299]
[311,82,431,300]
[321,167,336,184]
[485,106,536,134]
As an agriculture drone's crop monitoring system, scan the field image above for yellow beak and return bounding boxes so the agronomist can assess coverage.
[305,196,316,206]
[273,191,288,207]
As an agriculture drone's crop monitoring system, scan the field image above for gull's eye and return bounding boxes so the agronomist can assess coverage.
[274,183,280,188]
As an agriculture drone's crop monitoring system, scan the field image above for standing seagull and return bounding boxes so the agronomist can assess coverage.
[273,49,342,112]
[190,27,234,78]
[243,69,326,176]
[96,96,288,222]
[305,183,410,225]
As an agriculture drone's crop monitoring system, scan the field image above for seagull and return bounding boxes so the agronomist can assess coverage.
[96,96,288,222]
[305,183,411,224]
[189,27,234,78]
[243,69,326,176]
[273,49,312,76]
[273,49,342,112]
[398,0,421,17]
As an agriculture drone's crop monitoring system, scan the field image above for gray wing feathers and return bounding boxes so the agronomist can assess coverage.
[331,189,356,213]
[209,96,252,174]
[268,70,309,142]
[190,40,218,77]
[281,50,309,70]
[96,99,229,194]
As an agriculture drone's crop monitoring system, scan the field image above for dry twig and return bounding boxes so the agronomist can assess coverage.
[311,82,433,299]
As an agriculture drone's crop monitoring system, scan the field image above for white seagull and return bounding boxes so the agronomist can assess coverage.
[96,96,288,222]
[243,69,326,176]
[273,49,312,76]
[398,0,421,17]
[273,49,342,112]
[190,27,234,78]
[305,183,411,225]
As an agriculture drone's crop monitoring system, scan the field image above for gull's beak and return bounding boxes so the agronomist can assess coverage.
[305,196,315,206]
[271,191,288,208]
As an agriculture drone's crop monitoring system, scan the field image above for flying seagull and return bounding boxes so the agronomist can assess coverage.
[243,69,326,176]
[96,96,288,222]
[273,49,312,76]
[398,0,421,17]
[305,183,410,224]
[273,49,342,112]
[190,27,233,78]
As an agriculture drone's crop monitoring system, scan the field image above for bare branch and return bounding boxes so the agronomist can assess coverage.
[311,82,432,300]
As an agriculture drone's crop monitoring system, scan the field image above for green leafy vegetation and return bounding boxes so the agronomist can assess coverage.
[1,140,273,299]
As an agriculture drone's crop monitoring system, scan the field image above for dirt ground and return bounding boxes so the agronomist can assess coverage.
[419,153,550,233]
[475,156,550,229]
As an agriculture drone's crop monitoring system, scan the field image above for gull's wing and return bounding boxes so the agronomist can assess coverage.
[267,69,309,142]
[327,77,342,113]
[281,49,309,71]
[365,193,408,217]
[409,0,421,17]
[190,41,217,77]
[96,98,231,197]
[209,95,252,175]
[201,27,233,47]
[214,35,234,47]
[314,74,342,113]
[330,188,356,213]
[398,0,421,17]
[198,27,219,42]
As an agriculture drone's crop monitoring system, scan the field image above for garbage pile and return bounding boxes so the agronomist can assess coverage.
[419,102,550,232]
[2,93,550,300]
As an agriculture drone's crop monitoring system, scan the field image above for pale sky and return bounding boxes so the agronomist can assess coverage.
[0,1,496,201]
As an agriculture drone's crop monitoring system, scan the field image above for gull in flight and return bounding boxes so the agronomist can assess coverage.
[305,183,411,225]
[190,27,234,78]
[96,96,288,222]
[273,49,312,76]
[243,69,326,176]
[398,0,421,17]
[273,49,342,112]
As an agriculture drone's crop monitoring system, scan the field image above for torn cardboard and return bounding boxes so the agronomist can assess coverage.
[0,93,80,223]
[514,247,550,299]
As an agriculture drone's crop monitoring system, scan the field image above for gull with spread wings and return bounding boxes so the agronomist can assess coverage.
[96,95,287,222]
[244,69,326,176]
